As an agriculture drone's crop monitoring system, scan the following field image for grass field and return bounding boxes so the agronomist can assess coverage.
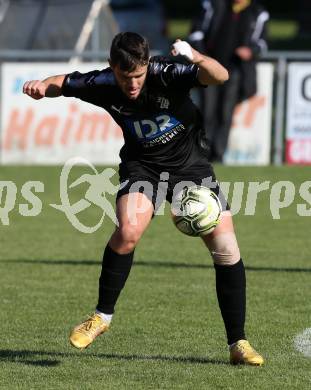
[1,165,311,389]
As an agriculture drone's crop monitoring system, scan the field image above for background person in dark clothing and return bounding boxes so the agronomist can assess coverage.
[189,0,269,162]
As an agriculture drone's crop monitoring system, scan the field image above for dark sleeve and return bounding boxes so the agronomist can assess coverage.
[150,60,202,90]
[249,7,270,58]
[188,0,213,52]
[188,0,227,52]
[61,69,115,106]
[62,70,100,98]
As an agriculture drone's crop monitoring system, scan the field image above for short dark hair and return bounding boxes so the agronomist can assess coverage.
[110,32,150,71]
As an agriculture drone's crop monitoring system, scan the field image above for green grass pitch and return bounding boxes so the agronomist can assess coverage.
[0,165,311,389]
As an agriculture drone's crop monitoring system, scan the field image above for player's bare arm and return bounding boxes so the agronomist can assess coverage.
[23,74,66,99]
[171,39,229,86]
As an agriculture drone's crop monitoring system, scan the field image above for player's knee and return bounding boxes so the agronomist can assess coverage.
[208,232,241,266]
[114,224,143,251]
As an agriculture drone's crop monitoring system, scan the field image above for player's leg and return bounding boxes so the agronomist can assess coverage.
[202,210,244,343]
[201,211,264,365]
[70,192,154,349]
[203,84,221,161]
[213,68,241,162]
[97,192,154,315]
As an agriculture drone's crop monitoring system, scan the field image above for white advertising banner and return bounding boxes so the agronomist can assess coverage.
[225,63,273,165]
[0,63,123,164]
[286,62,311,164]
[1,62,273,165]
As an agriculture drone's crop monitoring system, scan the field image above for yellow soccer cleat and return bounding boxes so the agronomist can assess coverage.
[69,313,109,350]
[230,340,264,366]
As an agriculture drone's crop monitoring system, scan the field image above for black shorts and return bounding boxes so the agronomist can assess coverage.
[117,161,230,212]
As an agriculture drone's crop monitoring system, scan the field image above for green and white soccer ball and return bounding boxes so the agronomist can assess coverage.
[171,185,222,237]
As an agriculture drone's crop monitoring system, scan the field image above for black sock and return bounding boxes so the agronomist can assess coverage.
[214,259,246,345]
[96,245,134,315]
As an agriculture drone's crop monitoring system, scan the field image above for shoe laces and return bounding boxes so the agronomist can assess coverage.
[236,340,256,354]
[77,314,102,335]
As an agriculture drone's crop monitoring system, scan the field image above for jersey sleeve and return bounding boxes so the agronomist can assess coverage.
[249,8,269,58]
[62,68,115,106]
[150,60,202,91]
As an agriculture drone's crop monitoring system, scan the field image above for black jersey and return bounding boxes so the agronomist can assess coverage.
[62,56,208,174]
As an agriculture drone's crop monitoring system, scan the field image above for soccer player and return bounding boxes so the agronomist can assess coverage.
[23,32,264,365]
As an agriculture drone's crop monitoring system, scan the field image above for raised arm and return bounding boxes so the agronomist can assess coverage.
[23,74,66,100]
[171,39,229,86]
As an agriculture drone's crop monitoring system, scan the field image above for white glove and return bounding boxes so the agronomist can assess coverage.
[171,40,194,61]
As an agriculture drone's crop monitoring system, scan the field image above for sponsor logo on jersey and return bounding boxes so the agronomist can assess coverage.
[157,97,170,109]
[125,114,183,146]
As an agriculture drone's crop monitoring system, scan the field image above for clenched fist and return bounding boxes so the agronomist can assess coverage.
[171,39,194,61]
[23,80,47,100]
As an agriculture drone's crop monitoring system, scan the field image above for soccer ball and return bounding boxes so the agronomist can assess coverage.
[171,185,222,237]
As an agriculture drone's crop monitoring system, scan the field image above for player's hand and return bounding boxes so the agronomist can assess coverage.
[171,39,206,65]
[235,46,253,61]
[23,80,47,100]
[171,39,194,62]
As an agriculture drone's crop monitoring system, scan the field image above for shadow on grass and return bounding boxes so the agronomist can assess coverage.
[2,259,311,273]
[0,349,227,366]
[0,349,61,367]
[94,352,228,365]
